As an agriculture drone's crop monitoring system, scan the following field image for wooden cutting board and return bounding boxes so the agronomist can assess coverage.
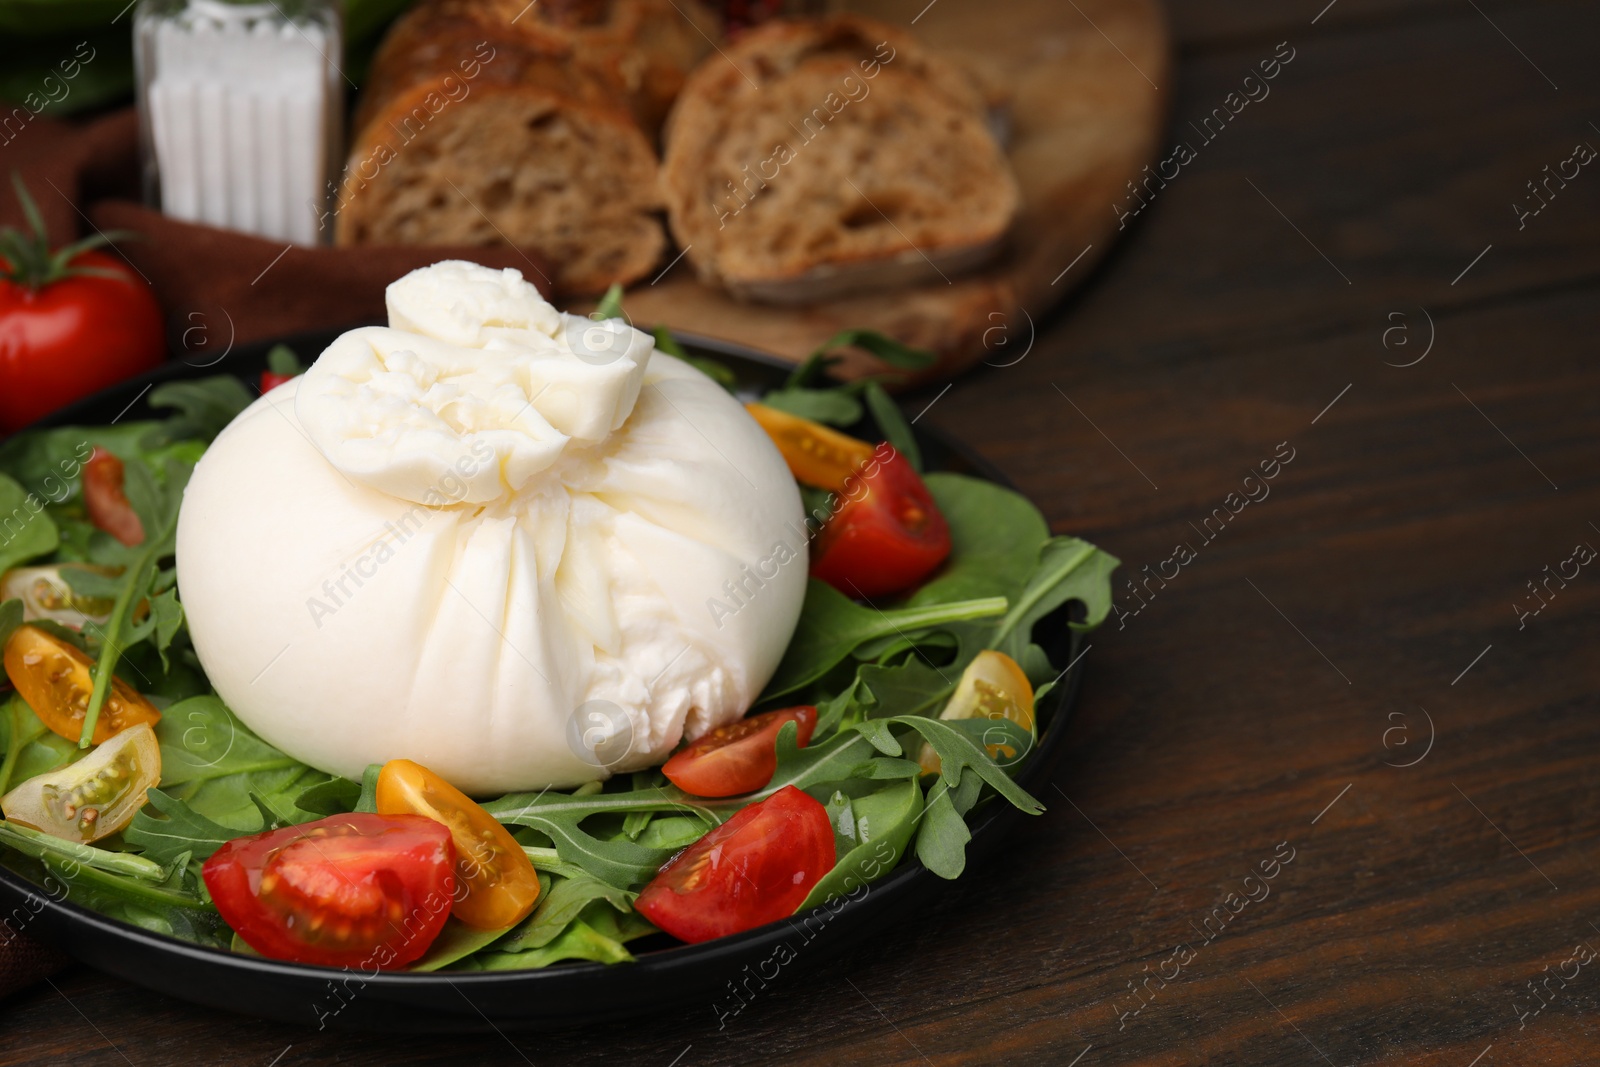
[597,0,1171,378]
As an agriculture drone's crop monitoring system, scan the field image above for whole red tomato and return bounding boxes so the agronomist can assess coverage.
[0,182,164,433]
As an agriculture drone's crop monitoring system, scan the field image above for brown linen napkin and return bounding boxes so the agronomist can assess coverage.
[3,107,554,362]
[0,106,553,999]
[90,200,557,358]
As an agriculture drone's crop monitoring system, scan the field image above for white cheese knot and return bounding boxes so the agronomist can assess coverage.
[177,261,807,794]
[297,262,653,505]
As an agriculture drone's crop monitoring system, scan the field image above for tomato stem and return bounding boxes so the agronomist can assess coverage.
[1,172,135,292]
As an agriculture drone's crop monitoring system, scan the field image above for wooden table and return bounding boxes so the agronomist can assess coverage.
[5,0,1600,1062]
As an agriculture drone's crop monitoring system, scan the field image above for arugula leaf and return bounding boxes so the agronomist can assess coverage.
[265,344,304,378]
[915,767,985,879]
[798,484,834,525]
[31,847,212,915]
[857,717,1041,811]
[142,377,255,447]
[123,788,240,864]
[857,657,951,720]
[22,849,228,948]
[496,811,680,891]
[151,696,332,829]
[521,845,598,882]
[452,902,652,970]
[592,285,626,321]
[483,785,705,823]
[763,580,1008,700]
[620,770,661,840]
[0,819,165,881]
[820,330,935,370]
[737,722,878,805]
[485,784,718,890]
[499,874,634,953]
[651,326,687,358]
[862,381,921,472]
[813,673,865,735]
[787,330,935,390]
[844,478,1120,718]
[632,814,709,851]
[991,537,1120,653]
[653,327,738,393]
[0,472,58,573]
[69,455,191,746]
[760,387,864,427]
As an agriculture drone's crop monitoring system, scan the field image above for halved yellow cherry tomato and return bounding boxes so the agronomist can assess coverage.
[0,564,118,630]
[1,721,160,842]
[919,650,1037,775]
[375,759,540,930]
[745,402,876,493]
[3,625,161,745]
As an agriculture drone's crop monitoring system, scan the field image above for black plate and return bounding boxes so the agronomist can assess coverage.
[0,329,1084,1032]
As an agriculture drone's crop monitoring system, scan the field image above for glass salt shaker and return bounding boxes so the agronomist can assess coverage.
[134,0,343,246]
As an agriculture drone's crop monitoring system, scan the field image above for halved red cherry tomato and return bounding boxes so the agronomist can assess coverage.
[662,706,817,798]
[203,813,456,969]
[3,624,161,745]
[635,785,834,943]
[260,371,295,393]
[811,446,951,599]
[376,759,541,930]
[82,447,144,546]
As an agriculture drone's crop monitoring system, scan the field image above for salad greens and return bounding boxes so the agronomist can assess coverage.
[0,336,1118,974]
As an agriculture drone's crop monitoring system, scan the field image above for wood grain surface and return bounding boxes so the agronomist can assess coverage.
[604,0,1171,378]
[5,0,1600,1063]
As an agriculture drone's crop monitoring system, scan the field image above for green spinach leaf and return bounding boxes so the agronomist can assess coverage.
[0,473,58,573]
[409,919,517,972]
[799,775,922,908]
[0,693,77,795]
[150,696,332,829]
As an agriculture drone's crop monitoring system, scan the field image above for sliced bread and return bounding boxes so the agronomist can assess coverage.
[374,0,720,138]
[335,0,716,294]
[661,15,1020,304]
